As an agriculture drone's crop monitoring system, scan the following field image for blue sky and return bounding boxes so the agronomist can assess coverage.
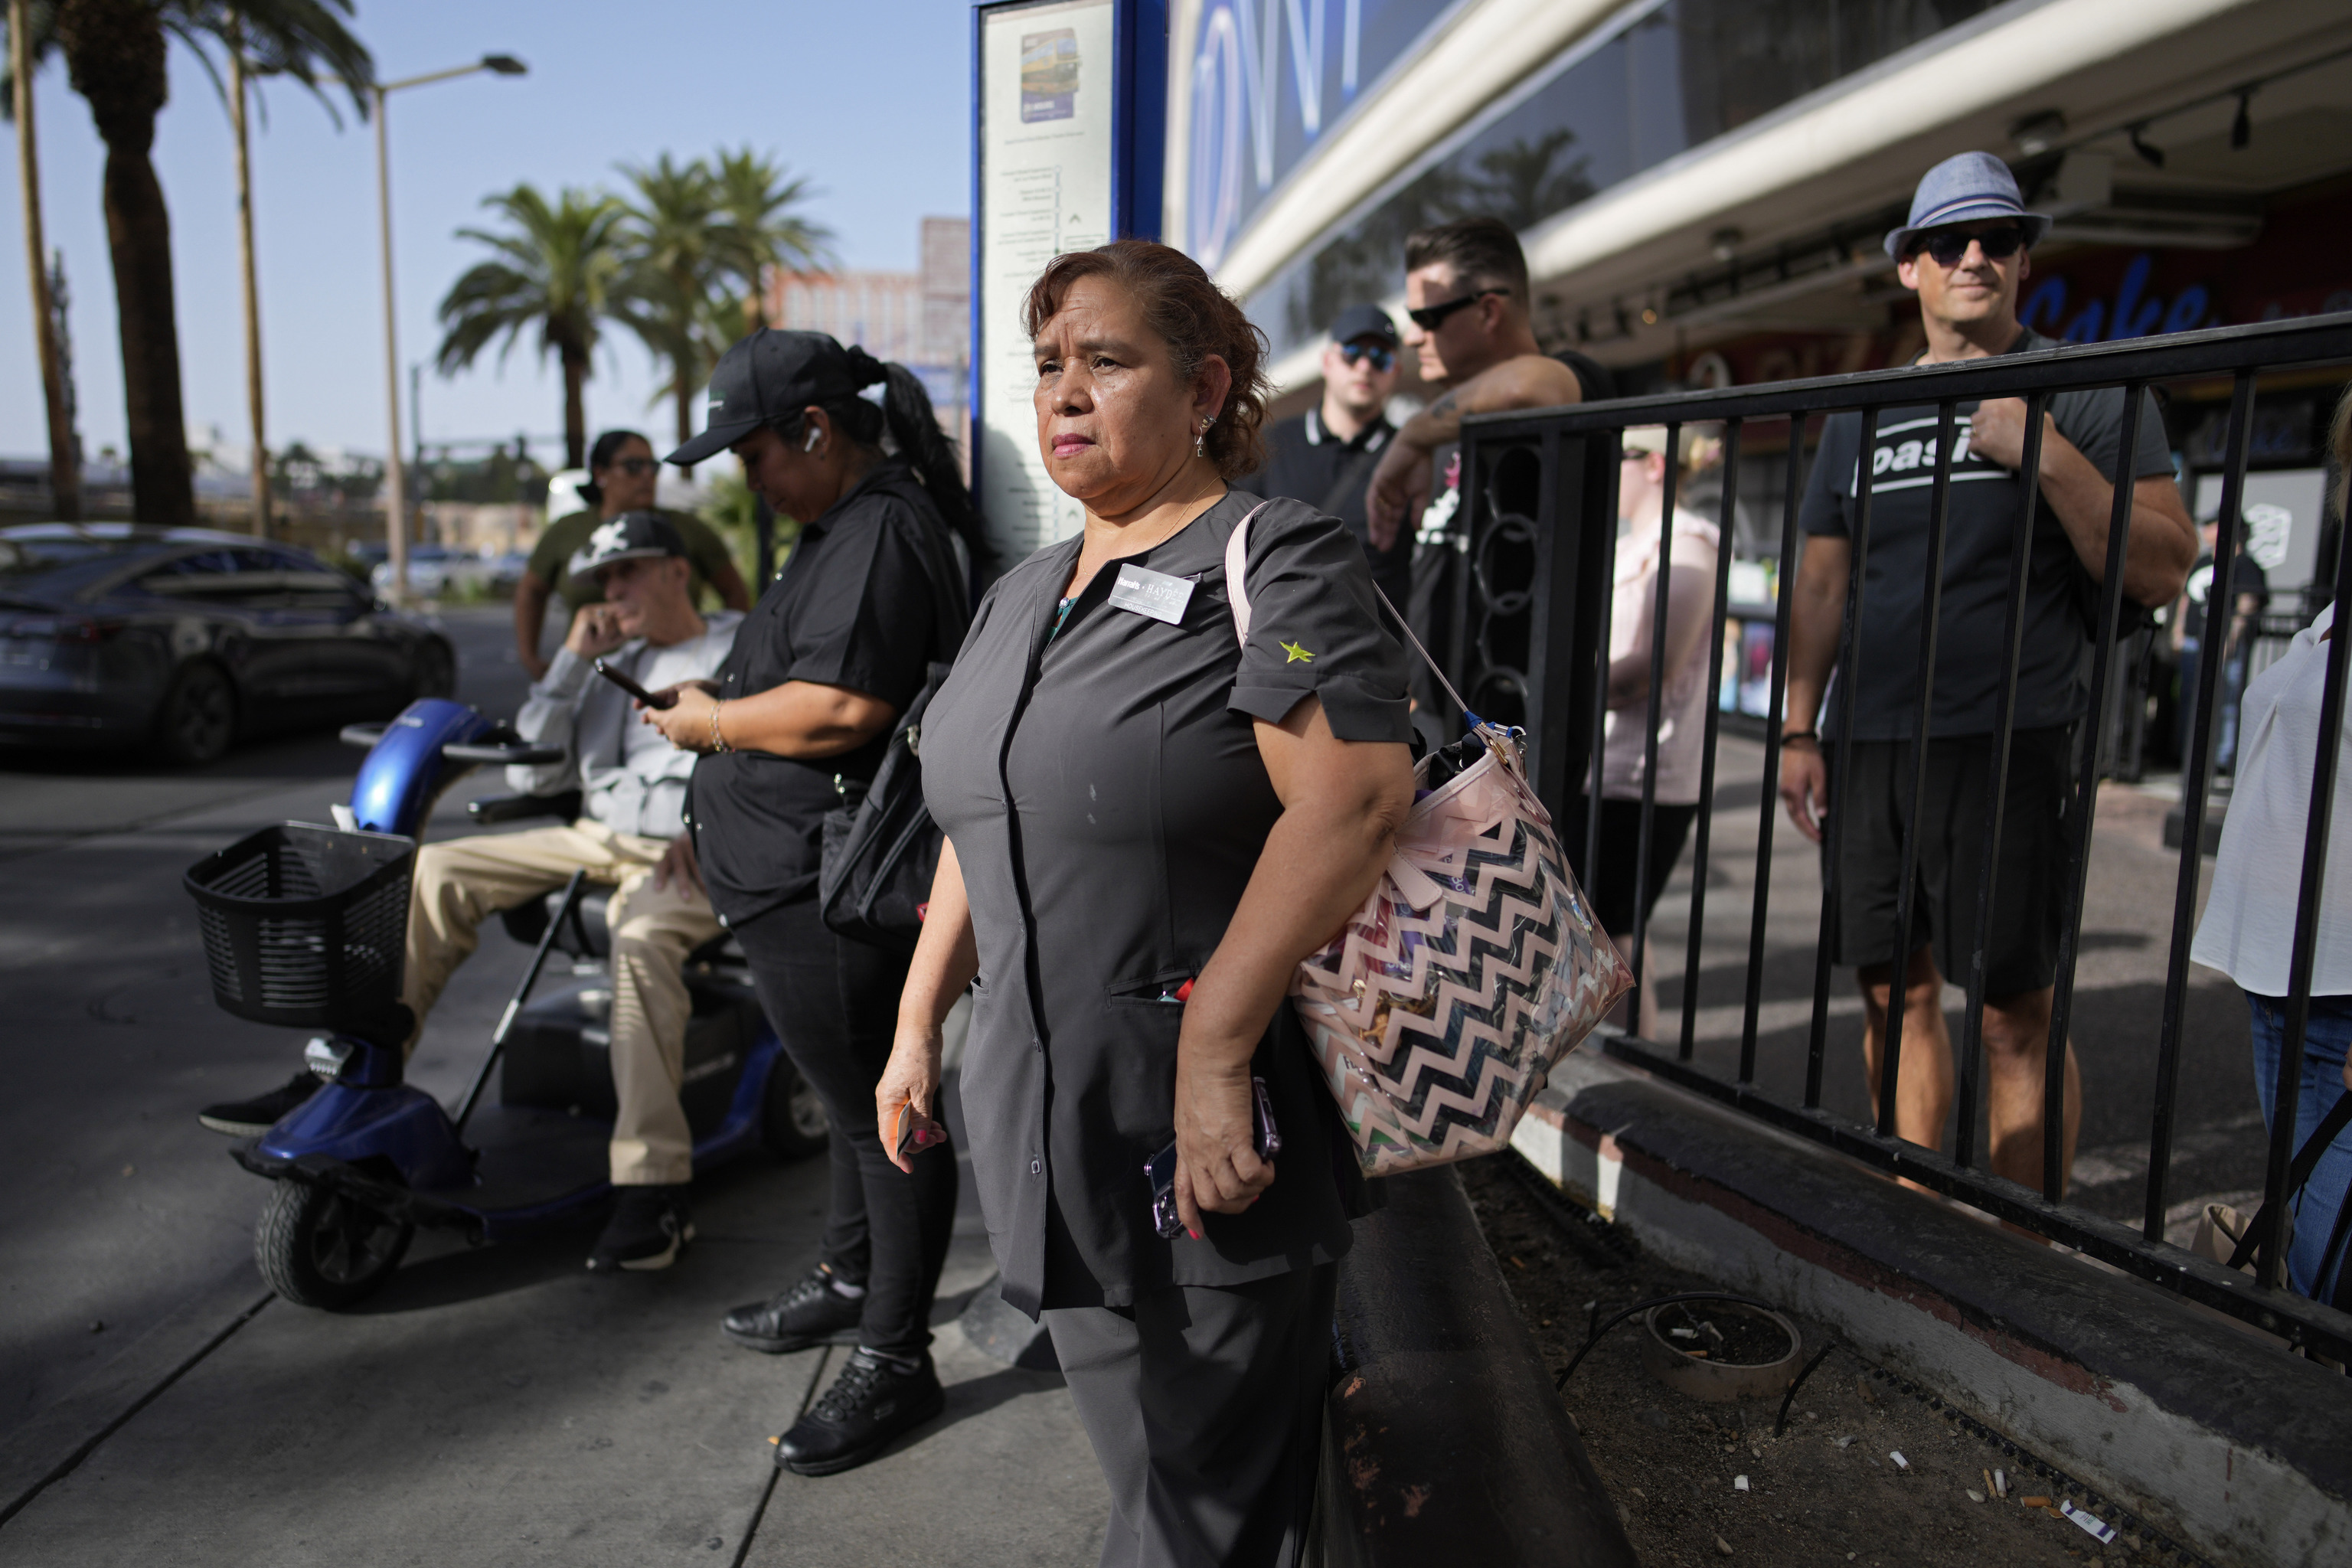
[0,0,972,464]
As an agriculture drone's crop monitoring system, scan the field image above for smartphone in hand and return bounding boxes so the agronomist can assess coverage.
[891,1101,949,1161]
[593,658,677,709]
[1146,1075,1279,1240]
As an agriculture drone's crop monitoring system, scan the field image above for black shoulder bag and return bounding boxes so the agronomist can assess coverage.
[816,503,971,955]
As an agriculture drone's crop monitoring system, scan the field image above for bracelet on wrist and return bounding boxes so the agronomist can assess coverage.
[1780,729,1821,746]
[707,699,731,754]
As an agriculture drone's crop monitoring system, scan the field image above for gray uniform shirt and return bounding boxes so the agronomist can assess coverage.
[923,492,1411,1317]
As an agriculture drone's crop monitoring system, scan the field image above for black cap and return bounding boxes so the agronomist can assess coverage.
[666,329,889,467]
[568,511,686,577]
[1328,304,1400,348]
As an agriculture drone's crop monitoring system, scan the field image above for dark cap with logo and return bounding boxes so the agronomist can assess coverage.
[568,510,686,577]
[1328,304,1400,348]
[666,328,891,467]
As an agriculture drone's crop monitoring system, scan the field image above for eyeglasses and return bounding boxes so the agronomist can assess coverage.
[608,456,657,476]
[1338,343,1395,372]
[1909,226,2025,267]
[1405,289,1505,332]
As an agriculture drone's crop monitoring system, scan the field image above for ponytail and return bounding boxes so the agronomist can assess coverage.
[772,357,991,574]
[878,362,989,573]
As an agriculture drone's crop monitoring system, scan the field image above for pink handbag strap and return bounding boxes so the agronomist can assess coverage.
[1223,499,1475,720]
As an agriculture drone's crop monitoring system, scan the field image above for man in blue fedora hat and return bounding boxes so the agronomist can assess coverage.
[1777,151,2196,1197]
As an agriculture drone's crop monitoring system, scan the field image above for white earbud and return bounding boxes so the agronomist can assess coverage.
[803,427,821,453]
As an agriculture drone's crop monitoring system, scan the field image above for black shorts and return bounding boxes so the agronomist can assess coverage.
[1824,726,2075,999]
[1560,795,1700,946]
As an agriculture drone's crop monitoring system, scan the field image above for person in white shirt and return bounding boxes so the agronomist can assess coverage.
[198,512,743,1276]
[1566,423,1720,1039]
[2191,387,2352,1304]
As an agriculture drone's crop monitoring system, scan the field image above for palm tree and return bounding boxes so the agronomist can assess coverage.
[612,152,731,453]
[709,145,831,332]
[21,0,371,528]
[435,184,626,469]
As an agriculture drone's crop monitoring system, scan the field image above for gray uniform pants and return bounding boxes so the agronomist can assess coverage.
[1044,1264,1334,1568]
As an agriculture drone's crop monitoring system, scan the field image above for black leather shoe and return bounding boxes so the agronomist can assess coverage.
[774,1349,944,1476]
[723,1263,866,1353]
[586,1184,694,1272]
[198,1071,319,1136]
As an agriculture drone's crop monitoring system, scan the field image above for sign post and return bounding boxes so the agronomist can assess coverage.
[971,0,1167,569]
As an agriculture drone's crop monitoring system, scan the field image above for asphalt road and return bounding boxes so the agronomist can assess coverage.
[0,606,1106,1563]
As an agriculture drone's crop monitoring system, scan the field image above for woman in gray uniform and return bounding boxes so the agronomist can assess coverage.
[879,241,1415,1566]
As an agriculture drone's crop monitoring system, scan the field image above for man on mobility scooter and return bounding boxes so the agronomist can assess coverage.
[198,511,743,1273]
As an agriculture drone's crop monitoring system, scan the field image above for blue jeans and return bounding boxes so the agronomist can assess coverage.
[2179,640,2249,772]
[2246,991,2352,1302]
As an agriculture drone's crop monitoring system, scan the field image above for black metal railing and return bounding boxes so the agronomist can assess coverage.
[1451,312,2352,1362]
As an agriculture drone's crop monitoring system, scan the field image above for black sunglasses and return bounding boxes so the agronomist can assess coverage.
[608,456,657,475]
[1909,225,2025,267]
[1405,288,1505,332]
[1338,343,1395,372]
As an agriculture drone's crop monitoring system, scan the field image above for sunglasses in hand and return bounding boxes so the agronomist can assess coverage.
[1909,225,2024,267]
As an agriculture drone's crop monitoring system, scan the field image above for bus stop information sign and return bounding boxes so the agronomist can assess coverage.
[972,0,1166,567]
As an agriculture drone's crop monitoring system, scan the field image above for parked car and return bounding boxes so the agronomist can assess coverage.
[371,544,494,599]
[0,523,456,765]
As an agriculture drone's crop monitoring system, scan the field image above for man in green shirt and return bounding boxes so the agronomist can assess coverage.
[517,430,752,678]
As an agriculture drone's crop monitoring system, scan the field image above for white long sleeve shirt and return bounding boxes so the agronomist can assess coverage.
[506,611,742,840]
[2192,604,2351,997]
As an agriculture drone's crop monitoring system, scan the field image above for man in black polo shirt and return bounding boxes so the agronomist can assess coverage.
[1779,152,2196,1196]
[1248,304,1409,606]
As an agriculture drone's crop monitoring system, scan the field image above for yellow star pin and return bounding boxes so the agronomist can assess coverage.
[1281,640,1315,664]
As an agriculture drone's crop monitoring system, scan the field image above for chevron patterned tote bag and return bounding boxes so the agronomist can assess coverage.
[1226,505,1633,1176]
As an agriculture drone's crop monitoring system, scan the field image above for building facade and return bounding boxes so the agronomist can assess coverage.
[769,215,973,445]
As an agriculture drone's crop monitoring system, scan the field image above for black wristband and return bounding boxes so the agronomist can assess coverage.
[1780,730,1820,746]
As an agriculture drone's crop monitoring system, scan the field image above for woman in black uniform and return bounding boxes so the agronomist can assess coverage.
[646,328,982,1476]
[879,242,1415,1565]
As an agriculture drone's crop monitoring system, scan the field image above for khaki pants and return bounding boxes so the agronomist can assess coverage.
[403,822,723,1186]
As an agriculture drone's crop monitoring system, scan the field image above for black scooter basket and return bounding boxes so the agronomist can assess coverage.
[185,824,415,1031]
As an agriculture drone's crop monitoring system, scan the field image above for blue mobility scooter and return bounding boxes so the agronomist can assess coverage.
[183,697,827,1309]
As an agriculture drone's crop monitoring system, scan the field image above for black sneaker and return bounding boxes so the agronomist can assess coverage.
[586,1184,694,1272]
[198,1071,320,1136]
[773,1349,944,1476]
[723,1263,867,1354]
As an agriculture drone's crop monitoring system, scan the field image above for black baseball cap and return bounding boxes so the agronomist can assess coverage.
[568,510,686,577]
[666,328,889,467]
[1328,304,1400,348]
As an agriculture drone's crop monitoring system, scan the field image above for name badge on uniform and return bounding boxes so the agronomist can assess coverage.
[1107,565,1194,626]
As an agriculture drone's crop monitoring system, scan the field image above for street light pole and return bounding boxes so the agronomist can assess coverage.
[230,38,270,537]
[368,55,527,603]
[11,0,80,521]
[374,81,404,595]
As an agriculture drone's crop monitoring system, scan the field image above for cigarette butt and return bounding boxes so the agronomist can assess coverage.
[1994,1468,2008,1498]
[2020,1496,2052,1508]
[1982,1468,1996,1496]
[1889,1451,1909,1470]
[1510,1255,1526,1270]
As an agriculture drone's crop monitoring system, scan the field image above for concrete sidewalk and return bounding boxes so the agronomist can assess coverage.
[1,1125,1106,1566]
[0,609,1108,1564]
